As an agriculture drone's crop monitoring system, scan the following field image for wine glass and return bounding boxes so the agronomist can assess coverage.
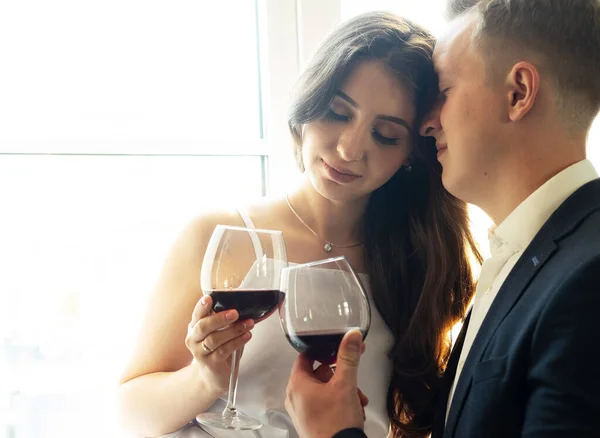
[196,225,287,430]
[279,256,370,366]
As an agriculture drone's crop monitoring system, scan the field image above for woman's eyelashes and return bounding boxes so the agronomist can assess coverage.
[326,108,349,122]
[372,129,399,145]
[325,106,402,146]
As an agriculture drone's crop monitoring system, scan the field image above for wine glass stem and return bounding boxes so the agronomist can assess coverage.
[222,346,244,421]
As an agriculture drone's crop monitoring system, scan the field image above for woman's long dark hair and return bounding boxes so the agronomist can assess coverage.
[288,12,482,438]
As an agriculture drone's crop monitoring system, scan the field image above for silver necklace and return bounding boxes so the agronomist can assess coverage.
[285,195,364,253]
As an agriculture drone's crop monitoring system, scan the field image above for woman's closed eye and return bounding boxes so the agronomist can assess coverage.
[372,129,400,146]
[326,107,350,122]
[372,121,406,146]
[326,104,406,146]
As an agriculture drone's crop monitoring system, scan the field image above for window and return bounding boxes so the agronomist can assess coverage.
[0,0,264,155]
[0,1,288,436]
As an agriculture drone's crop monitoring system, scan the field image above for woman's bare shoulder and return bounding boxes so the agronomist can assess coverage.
[185,199,286,231]
[184,208,247,238]
[240,196,289,229]
[174,198,294,260]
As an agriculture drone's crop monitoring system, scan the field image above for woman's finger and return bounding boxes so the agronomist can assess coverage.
[189,309,240,343]
[189,295,212,329]
[198,319,254,353]
[211,330,253,361]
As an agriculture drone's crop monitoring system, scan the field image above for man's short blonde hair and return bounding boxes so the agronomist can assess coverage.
[447,0,600,130]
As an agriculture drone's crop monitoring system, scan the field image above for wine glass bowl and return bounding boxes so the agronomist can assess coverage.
[279,256,370,366]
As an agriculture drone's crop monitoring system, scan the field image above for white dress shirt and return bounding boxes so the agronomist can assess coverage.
[446,159,599,419]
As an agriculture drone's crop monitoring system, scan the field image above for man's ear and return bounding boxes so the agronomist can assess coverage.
[505,61,540,122]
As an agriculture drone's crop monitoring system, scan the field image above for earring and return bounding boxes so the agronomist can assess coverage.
[404,164,412,172]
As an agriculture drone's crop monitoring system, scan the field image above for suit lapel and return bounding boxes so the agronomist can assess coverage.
[431,310,472,438]
[443,178,600,438]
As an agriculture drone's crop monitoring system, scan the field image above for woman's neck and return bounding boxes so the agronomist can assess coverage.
[287,182,367,246]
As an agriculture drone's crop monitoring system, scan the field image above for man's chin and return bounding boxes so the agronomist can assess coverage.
[441,170,462,198]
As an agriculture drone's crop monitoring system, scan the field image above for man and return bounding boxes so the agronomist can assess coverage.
[285,0,600,437]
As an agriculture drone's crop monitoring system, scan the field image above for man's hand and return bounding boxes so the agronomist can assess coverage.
[312,364,369,419]
[285,330,367,438]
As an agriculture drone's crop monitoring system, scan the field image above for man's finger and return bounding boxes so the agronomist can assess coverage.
[332,329,363,387]
[358,388,369,407]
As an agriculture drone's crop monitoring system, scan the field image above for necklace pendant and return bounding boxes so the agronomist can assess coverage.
[324,242,333,252]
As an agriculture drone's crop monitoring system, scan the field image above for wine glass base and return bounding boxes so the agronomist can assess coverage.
[196,412,263,431]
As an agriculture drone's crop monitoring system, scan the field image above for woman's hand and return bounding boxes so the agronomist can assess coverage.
[185,295,255,396]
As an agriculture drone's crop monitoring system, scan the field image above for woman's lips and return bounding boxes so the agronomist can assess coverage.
[322,160,361,184]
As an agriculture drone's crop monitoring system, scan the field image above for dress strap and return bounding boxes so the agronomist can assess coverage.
[237,209,264,262]
[237,209,256,229]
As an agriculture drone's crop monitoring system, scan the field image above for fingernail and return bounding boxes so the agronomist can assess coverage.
[242,332,252,340]
[245,320,255,329]
[226,310,237,320]
[347,339,361,353]
[346,332,362,354]
[200,296,208,306]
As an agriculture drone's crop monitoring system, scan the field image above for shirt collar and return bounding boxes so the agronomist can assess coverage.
[490,159,598,257]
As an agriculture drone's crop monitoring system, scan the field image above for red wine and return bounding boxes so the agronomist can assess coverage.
[285,329,365,365]
[209,289,284,322]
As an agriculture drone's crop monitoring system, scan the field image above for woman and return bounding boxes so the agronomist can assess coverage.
[118,11,481,438]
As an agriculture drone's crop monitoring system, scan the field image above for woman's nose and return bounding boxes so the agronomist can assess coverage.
[336,129,367,162]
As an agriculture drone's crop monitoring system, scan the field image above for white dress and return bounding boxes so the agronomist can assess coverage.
[163,212,394,438]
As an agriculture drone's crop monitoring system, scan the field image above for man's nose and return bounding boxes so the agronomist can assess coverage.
[419,105,441,137]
